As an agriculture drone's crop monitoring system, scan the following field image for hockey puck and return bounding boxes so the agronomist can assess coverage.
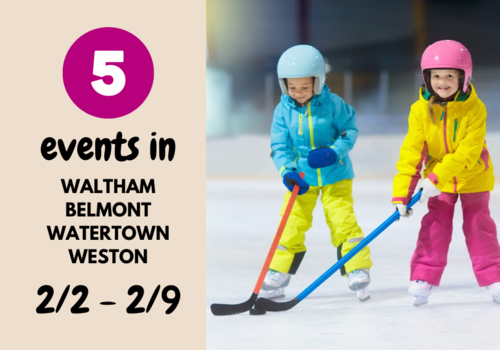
[249,307,266,315]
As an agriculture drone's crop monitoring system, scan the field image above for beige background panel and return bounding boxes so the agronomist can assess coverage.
[0,1,206,349]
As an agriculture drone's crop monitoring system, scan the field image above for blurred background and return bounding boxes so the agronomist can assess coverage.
[206,0,500,178]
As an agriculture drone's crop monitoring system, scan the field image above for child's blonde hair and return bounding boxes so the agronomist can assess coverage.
[427,69,466,123]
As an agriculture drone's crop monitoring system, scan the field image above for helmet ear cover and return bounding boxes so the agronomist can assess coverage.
[423,69,465,98]
[313,77,320,95]
[278,78,288,96]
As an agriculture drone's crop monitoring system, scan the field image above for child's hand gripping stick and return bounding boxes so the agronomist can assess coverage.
[283,171,309,195]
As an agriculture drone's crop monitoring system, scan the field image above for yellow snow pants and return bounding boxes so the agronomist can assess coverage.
[269,179,373,276]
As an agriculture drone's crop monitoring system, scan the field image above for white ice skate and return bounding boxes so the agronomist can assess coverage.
[258,287,285,300]
[408,280,435,307]
[262,270,291,291]
[486,282,500,304]
[357,288,370,302]
[347,269,370,291]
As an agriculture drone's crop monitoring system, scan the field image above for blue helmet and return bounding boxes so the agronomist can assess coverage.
[277,45,326,96]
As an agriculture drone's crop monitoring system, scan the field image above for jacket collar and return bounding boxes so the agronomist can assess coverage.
[281,84,331,110]
[419,84,476,108]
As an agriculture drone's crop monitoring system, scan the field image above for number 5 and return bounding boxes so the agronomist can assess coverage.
[91,51,126,96]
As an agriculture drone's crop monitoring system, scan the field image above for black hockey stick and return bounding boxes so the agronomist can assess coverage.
[255,190,422,312]
[210,173,305,316]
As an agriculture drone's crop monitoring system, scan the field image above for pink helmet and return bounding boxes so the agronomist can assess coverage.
[421,40,472,93]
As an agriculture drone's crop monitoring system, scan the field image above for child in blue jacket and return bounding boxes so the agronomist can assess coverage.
[261,45,372,301]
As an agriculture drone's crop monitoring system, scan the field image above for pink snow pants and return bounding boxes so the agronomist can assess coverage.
[411,192,500,287]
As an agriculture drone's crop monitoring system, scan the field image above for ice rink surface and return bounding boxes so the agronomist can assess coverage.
[207,179,500,350]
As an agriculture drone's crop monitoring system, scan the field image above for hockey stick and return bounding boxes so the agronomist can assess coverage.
[210,172,305,316]
[255,189,423,312]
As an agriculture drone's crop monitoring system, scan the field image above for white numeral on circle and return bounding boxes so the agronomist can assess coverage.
[91,51,126,96]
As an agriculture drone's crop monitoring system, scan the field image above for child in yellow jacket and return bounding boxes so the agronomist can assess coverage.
[393,40,500,306]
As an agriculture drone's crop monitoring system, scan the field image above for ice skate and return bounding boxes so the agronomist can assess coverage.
[258,287,285,300]
[357,287,370,302]
[486,282,500,304]
[409,280,435,307]
[347,269,370,291]
[412,295,429,307]
[262,269,291,291]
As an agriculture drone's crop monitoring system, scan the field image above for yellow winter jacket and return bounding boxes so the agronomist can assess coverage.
[393,84,494,205]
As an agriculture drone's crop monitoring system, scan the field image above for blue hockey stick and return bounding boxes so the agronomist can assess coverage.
[255,190,422,312]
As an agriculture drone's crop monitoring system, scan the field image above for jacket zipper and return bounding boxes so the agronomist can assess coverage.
[442,106,449,154]
[453,119,458,142]
[306,103,322,186]
[443,107,457,193]
[298,114,303,135]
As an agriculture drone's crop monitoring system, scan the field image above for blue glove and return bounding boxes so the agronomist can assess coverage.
[283,172,309,195]
[307,147,338,169]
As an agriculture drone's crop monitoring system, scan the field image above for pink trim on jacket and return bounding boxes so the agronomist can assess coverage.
[427,172,439,185]
[481,146,490,170]
[392,197,408,204]
[405,142,427,204]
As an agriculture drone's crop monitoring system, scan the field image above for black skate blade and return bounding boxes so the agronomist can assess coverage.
[211,293,258,316]
[359,295,371,302]
[268,293,285,300]
[257,294,285,300]
[255,297,300,312]
[258,290,285,300]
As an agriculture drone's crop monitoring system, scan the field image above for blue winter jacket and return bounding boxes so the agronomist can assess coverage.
[271,85,357,187]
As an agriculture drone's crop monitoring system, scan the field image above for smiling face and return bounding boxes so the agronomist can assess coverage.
[287,77,314,104]
[430,69,460,99]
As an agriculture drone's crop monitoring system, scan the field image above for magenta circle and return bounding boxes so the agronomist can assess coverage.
[63,27,154,119]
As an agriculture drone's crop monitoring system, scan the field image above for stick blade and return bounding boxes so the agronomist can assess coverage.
[255,297,300,312]
[210,293,258,316]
